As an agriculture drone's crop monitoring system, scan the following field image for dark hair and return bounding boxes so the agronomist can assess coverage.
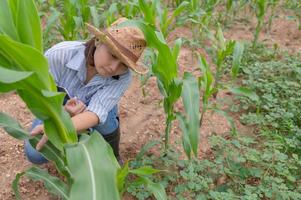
[84,37,119,80]
[84,37,97,68]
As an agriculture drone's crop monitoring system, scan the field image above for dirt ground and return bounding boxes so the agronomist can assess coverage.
[0,13,300,200]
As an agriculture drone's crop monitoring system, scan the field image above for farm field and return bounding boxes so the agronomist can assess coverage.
[0,0,300,200]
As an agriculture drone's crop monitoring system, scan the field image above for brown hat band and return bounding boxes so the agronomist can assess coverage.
[104,30,139,63]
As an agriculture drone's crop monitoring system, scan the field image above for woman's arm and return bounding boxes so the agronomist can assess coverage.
[71,111,99,133]
[31,110,100,150]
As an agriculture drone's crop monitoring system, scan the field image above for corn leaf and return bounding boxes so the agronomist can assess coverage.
[0,0,19,40]
[180,72,200,157]
[0,112,31,140]
[25,167,69,199]
[228,86,259,102]
[176,113,192,159]
[12,167,69,200]
[231,42,244,79]
[15,0,43,52]
[65,132,120,200]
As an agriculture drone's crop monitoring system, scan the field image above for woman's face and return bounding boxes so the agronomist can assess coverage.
[93,44,128,77]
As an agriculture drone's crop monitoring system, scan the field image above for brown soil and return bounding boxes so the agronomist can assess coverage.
[0,12,300,200]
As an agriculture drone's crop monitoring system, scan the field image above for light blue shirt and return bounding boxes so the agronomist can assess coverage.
[45,41,132,124]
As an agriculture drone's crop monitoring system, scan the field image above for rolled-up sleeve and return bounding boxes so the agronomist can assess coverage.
[86,70,132,124]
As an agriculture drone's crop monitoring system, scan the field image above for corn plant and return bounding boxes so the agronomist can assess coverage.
[0,1,166,199]
[196,38,259,136]
[137,0,189,37]
[120,20,182,151]
[42,0,92,41]
[117,0,140,20]
[179,0,219,50]
[176,50,251,159]
[198,54,237,135]
[155,1,189,38]
[253,0,267,47]
[211,24,235,98]
[267,0,279,31]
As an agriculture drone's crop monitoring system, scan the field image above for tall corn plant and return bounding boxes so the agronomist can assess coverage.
[0,1,166,199]
[121,20,182,150]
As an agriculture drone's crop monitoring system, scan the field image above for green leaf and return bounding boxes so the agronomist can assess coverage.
[228,86,259,102]
[0,67,33,84]
[117,161,129,194]
[172,38,182,61]
[15,0,43,52]
[0,34,55,91]
[65,132,120,200]
[0,112,30,140]
[89,6,100,27]
[140,176,167,200]
[136,140,160,160]
[216,24,226,50]
[176,113,192,159]
[130,166,162,176]
[231,42,244,79]
[0,0,19,41]
[29,136,70,178]
[138,0,158,25]
[0,66,33,92]
[25,167,69,199]
[44,8,60,36]
[199,55,214,101]
[181,72,200,156]
[12,172,25,200]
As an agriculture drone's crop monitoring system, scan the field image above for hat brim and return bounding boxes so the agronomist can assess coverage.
[86,23,149,75]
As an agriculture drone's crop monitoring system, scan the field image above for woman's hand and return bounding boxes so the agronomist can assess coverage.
[64,98,86,117]
[30,124,48,151]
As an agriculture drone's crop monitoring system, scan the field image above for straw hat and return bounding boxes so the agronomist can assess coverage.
[85,18,148,74]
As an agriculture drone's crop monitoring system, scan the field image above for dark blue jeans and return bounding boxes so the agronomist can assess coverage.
[24,106,119,164]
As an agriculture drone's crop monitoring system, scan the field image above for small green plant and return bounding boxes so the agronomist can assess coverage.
[237,45,301,155]
[253,0,267,47]
[129,133,301,200]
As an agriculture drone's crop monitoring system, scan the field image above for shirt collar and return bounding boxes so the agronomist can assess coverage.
[66,45,87,82]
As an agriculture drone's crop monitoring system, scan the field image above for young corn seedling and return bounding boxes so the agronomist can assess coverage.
[117,0,140,19]
[176,51,250,159]
[0,1,166,199]
[45,0,91,41]
[137,0,189,37]
[197,37,258,135]
[253,0,267,47]
[179,0,218,51]
[156,1,189,38]
[212,24,236,99]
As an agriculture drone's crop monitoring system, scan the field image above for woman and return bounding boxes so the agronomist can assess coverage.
[24,17,148,164]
